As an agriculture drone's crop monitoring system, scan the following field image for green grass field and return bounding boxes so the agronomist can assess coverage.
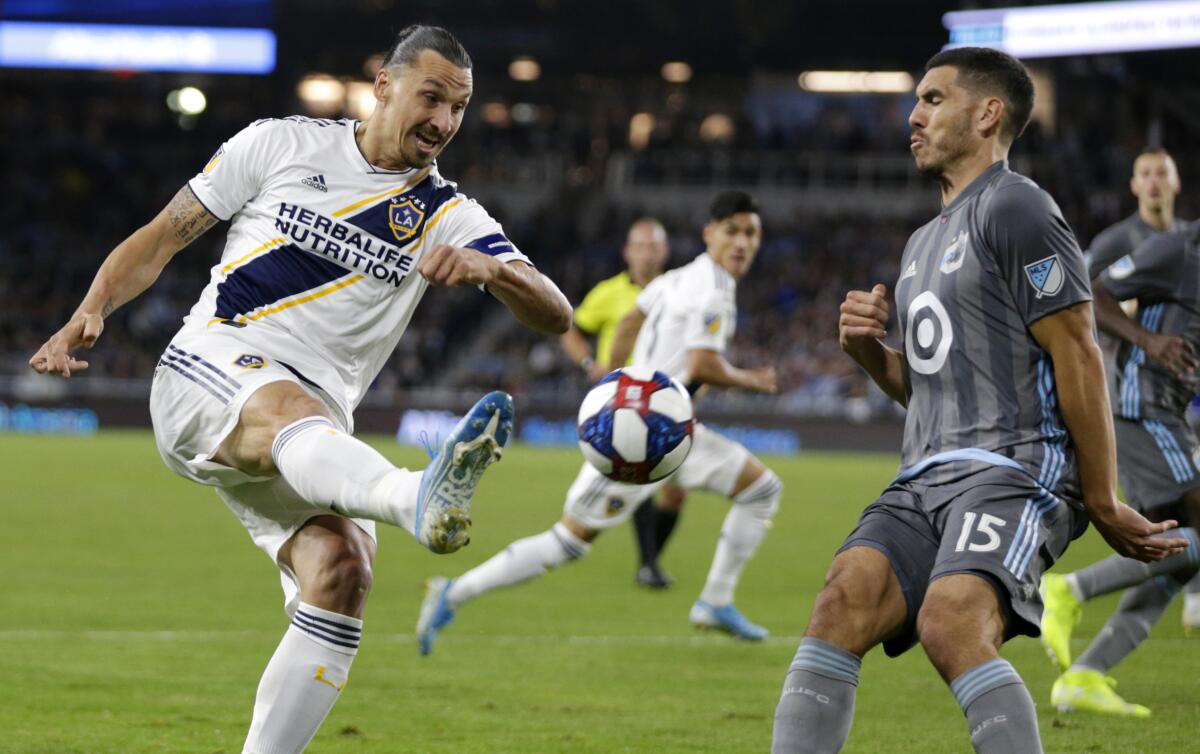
[2,430,1198,753]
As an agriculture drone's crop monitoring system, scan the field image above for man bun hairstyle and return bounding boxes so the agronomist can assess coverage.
[385,25,472,70]
[924,46,1034,144]
[709,190,760,222]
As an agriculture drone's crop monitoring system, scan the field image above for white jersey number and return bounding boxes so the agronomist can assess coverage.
[954,512,1007,553]
[906,290,953,375]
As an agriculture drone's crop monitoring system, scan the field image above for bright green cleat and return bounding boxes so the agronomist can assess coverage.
[1039,573,1081,670]
[1051,670,1150,718]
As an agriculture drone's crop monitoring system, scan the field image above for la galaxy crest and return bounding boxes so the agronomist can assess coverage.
[234,354,267,369]
[388,195,426,242]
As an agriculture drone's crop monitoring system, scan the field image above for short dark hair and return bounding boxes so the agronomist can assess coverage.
[709,190,759,222]
[924,47,1034,144]
[384,25,471,70]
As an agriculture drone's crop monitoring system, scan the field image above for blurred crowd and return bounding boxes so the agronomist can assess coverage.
[3,70,1195,417]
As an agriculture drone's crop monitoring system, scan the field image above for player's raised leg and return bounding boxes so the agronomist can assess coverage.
[691,453,782,640]
[773,546,907,754]
[223,381,512,555]
[415,461,646,655]
[243,516,374,753]
[415,517,593,655]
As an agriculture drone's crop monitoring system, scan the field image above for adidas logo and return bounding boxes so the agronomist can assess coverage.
[301,174,328,192]
[900,261,917,281]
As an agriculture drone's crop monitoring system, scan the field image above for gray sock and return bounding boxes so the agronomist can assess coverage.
[1073,570,1193,673]
[1187,571,1200,597]
[772,637,860,754]
[1072,527,1200,600]
[951,659,1043,754]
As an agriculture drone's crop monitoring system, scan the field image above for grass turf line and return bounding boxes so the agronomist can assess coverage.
[1,431,1197,753]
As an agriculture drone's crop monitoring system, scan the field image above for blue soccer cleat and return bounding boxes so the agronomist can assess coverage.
[689,600,769,641]
[415,391,514,554]
[416,577,456,656]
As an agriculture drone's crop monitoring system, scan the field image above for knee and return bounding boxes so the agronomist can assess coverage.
[917,580,1003,669]
[807,571,879,655]
[312,545,374,605]
[737,469,783,519]
[658,484,687,513]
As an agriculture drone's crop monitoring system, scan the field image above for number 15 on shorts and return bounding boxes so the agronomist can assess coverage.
[955,512,1007,553]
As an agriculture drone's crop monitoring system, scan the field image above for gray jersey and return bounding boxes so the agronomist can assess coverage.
[1085,213,1180,280]
[1098,223,1200,421]
[893,161,1092,504]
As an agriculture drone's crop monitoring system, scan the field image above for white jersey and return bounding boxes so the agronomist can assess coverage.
[181,116,528,419]
[630,252,736,387]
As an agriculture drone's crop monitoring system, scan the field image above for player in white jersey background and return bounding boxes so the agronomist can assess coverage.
[416,191,784,652]
[29,26,572,754]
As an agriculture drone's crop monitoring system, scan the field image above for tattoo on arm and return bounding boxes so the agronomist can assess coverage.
[101,298,114,319]
[166,185,218,245]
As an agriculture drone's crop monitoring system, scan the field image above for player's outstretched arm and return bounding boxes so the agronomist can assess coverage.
[560,327,607,381]
[1093,281,1197,378]
[839,283,907,406]
[29,184,218,378]
[685,349,776,394]
[606,308,645,371]
[1031,302,1188,562]
[417,246,571,334]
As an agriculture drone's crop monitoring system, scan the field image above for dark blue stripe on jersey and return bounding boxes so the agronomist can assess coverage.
[465,233,516,257]
[214,243,351,320]
[167,344,242,390]
[342,177,459,251]
[162,353,236,399]
[157,360,230,404]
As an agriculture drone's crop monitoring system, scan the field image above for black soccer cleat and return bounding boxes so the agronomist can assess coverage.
[636,563,674,590]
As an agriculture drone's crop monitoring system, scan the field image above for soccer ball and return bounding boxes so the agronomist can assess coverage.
[577,366,694,484]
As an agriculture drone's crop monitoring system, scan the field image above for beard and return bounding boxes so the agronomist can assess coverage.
[914,111,974,178]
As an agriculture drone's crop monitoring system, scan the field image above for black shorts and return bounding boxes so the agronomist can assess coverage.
[838,465,1088,657]
[1115,416,1200,521]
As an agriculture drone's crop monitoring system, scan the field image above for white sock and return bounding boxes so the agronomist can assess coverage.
[243,602,362,754]
[700,470,782,606]
[446,522,590,607]
[271,416,420,533]
[1064,573,1085,602]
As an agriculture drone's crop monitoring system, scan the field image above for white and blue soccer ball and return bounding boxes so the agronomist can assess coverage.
[577,366,694,484]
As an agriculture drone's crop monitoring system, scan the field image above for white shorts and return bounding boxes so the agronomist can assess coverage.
[149,327,375,614]
[563,422,751,530]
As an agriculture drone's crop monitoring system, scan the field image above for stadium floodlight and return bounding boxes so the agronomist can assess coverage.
[167,86,207,115]
[661,61,693,83]
[943,1,1200,58]
[0,21,275,73]
[629,112,655,149]
[508,56,541,82]
[345,82,375,119]
[297,74,345,117]
[798,70,915,93]
[699,113,735,143]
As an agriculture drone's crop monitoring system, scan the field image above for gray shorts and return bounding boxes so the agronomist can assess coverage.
[838,465,1088,657]
[1115,416,1200,516]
